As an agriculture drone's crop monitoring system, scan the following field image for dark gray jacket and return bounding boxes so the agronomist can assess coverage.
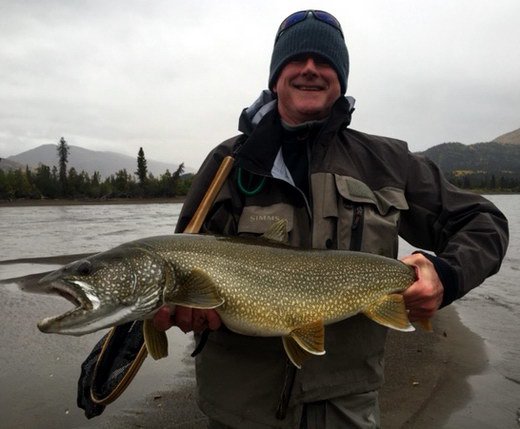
[175,95,508,428]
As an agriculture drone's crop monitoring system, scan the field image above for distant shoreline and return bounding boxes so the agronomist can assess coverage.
[0,197,186,207]
[1,192,517,208]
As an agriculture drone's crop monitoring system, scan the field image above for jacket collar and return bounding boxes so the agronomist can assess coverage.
[236,91,355,175]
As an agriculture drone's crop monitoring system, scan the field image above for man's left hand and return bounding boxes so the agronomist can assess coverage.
[401,253,444,321]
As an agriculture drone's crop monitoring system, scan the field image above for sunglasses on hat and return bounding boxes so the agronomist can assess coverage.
[275,10,344,42]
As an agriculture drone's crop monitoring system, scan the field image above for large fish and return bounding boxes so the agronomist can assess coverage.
[36,221,419,368]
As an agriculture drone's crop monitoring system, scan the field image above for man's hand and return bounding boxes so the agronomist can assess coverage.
[401,253,444,321]
[152,306,222,333]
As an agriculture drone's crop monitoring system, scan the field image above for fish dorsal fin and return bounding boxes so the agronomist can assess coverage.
[165,267,224,309]
[261,218,289,243]
[282,336,314,369]
[143,319,168,360]
[362,293,415,332]
[289,320,326,356]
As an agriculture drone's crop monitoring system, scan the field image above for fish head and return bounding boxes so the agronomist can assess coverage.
[36,245,165,335]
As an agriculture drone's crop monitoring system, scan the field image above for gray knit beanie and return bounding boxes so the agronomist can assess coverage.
[269,11,349,94]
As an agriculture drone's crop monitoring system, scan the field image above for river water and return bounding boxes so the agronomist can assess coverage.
[0,196,519,428]
[0,203,196,429]
[399,195,520,428]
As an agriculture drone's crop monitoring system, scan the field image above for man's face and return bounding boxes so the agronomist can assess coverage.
[273,54,341,125]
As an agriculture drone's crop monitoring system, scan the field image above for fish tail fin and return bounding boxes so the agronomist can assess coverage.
[363,294,414,332]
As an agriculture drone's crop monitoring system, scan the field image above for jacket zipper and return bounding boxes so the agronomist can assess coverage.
[305,139,313,224]
[349,205,364,251]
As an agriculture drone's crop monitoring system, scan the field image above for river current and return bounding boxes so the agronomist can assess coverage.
[0,195,518,428]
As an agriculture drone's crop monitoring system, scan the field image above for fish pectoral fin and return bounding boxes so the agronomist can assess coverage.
[261,219,289,244]
[362,294,415,332]
[282,336,313,369]
[143,319,168,360]
[289,320,326,356]
[166,268,224,309]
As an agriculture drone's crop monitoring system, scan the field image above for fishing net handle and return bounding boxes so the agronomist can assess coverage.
[183,155,235,234]
[89,155,235,406]
[90,327,149,405]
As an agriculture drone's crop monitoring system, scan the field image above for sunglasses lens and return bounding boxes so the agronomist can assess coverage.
[277,11,307,34]
[313,10,342,32]
[276,10,343,42]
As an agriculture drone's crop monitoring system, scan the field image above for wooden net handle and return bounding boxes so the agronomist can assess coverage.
[183,155,235,234]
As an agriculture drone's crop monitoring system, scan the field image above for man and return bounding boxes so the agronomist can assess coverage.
[153,10,508,428]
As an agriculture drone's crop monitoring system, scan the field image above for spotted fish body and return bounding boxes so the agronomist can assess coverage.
[37,229,417,367]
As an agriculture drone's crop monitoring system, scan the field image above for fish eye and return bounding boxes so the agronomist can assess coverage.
[76,260,92,276]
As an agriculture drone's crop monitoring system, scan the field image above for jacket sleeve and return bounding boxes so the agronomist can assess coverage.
[399,153,509,306]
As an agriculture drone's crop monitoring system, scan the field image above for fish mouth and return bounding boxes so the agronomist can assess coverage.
[54,281,92,308]
[37,279,98,334]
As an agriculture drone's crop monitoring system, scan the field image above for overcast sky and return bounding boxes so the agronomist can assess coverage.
[1,0,519,169]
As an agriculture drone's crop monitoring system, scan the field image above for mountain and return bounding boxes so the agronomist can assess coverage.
[416,128,520,183]
[418,141,520,174]
[0,158,24,172]
[4,144,183,178]
[492,128,520,145]
[4,127,519,183]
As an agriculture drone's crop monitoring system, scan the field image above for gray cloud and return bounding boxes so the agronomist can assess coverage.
[1,0,519,169]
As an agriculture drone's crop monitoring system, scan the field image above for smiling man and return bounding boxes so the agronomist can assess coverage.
[273,55,341,124]
[153,10,508,429]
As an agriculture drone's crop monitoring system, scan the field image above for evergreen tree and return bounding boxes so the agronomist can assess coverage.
[51,165,58,182]
[173,162,185,180]
[68,167,79,197]
[0,169,8,199]
[170,162,185,196]
[34,164,59,198]
[112,169,134,196]
[57,137,70,196]
[135,147,148,186]
[12,169,33,198]
[159,169,173,197]
[89,171,101,198]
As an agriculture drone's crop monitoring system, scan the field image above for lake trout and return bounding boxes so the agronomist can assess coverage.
[36,221,419,368]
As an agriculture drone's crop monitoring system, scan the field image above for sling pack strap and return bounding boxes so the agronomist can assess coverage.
[78,156,236,415]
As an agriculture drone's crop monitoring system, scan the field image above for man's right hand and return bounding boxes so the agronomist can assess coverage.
[152,306,222,333]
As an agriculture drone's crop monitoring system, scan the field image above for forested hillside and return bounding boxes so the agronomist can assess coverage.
[417,129,520,191]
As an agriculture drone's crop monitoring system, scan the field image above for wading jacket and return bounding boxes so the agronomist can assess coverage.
[175,94,509,428]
